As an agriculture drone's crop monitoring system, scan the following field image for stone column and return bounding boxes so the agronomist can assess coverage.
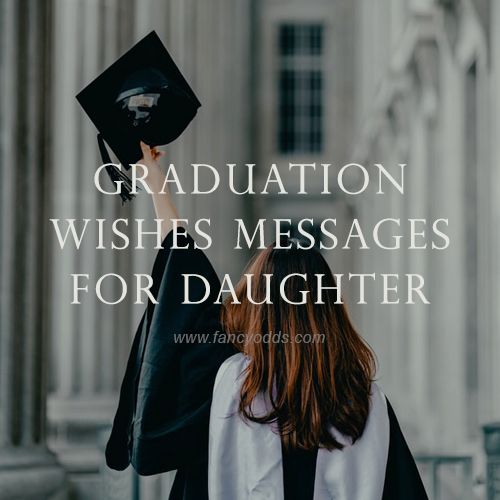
[46,0,140,498]
[0,0,66,498]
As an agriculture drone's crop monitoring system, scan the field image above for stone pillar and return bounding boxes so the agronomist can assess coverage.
[47,0,141,498]
[483,423,500,500]
[0,0,66,498]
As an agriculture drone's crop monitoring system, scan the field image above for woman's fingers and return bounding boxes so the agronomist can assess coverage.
[139,141,165,164]
[151,148,166,161]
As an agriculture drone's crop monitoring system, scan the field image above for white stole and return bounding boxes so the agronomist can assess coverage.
[209,353,390,500]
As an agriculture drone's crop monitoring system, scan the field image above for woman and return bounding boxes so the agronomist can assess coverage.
[105,143,428,500]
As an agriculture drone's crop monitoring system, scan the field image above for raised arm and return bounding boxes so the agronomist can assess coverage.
[139,140,178,240]
[106,145,236,476]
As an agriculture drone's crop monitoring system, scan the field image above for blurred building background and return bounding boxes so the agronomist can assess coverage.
[1,0,500,499]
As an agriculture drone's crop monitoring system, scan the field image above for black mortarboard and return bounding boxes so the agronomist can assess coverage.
[76,30,201,202]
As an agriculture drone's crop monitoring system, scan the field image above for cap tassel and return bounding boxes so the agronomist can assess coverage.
[97,133,138,204]
[104,164,136,203]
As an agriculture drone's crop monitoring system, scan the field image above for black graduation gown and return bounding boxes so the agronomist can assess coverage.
[105,230,428,500]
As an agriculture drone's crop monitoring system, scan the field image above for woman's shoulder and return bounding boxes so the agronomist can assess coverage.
[213,352,248,391]
[371,381,385,399]
[364,382,390,438]
[370,381,388,412]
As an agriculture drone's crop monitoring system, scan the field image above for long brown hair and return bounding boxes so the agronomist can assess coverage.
[221,239,376,451]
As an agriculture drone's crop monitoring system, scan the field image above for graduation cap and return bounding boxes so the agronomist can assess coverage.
[76,31,201,203]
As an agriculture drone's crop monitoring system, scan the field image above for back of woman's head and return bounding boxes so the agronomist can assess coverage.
[221,238,376,450]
